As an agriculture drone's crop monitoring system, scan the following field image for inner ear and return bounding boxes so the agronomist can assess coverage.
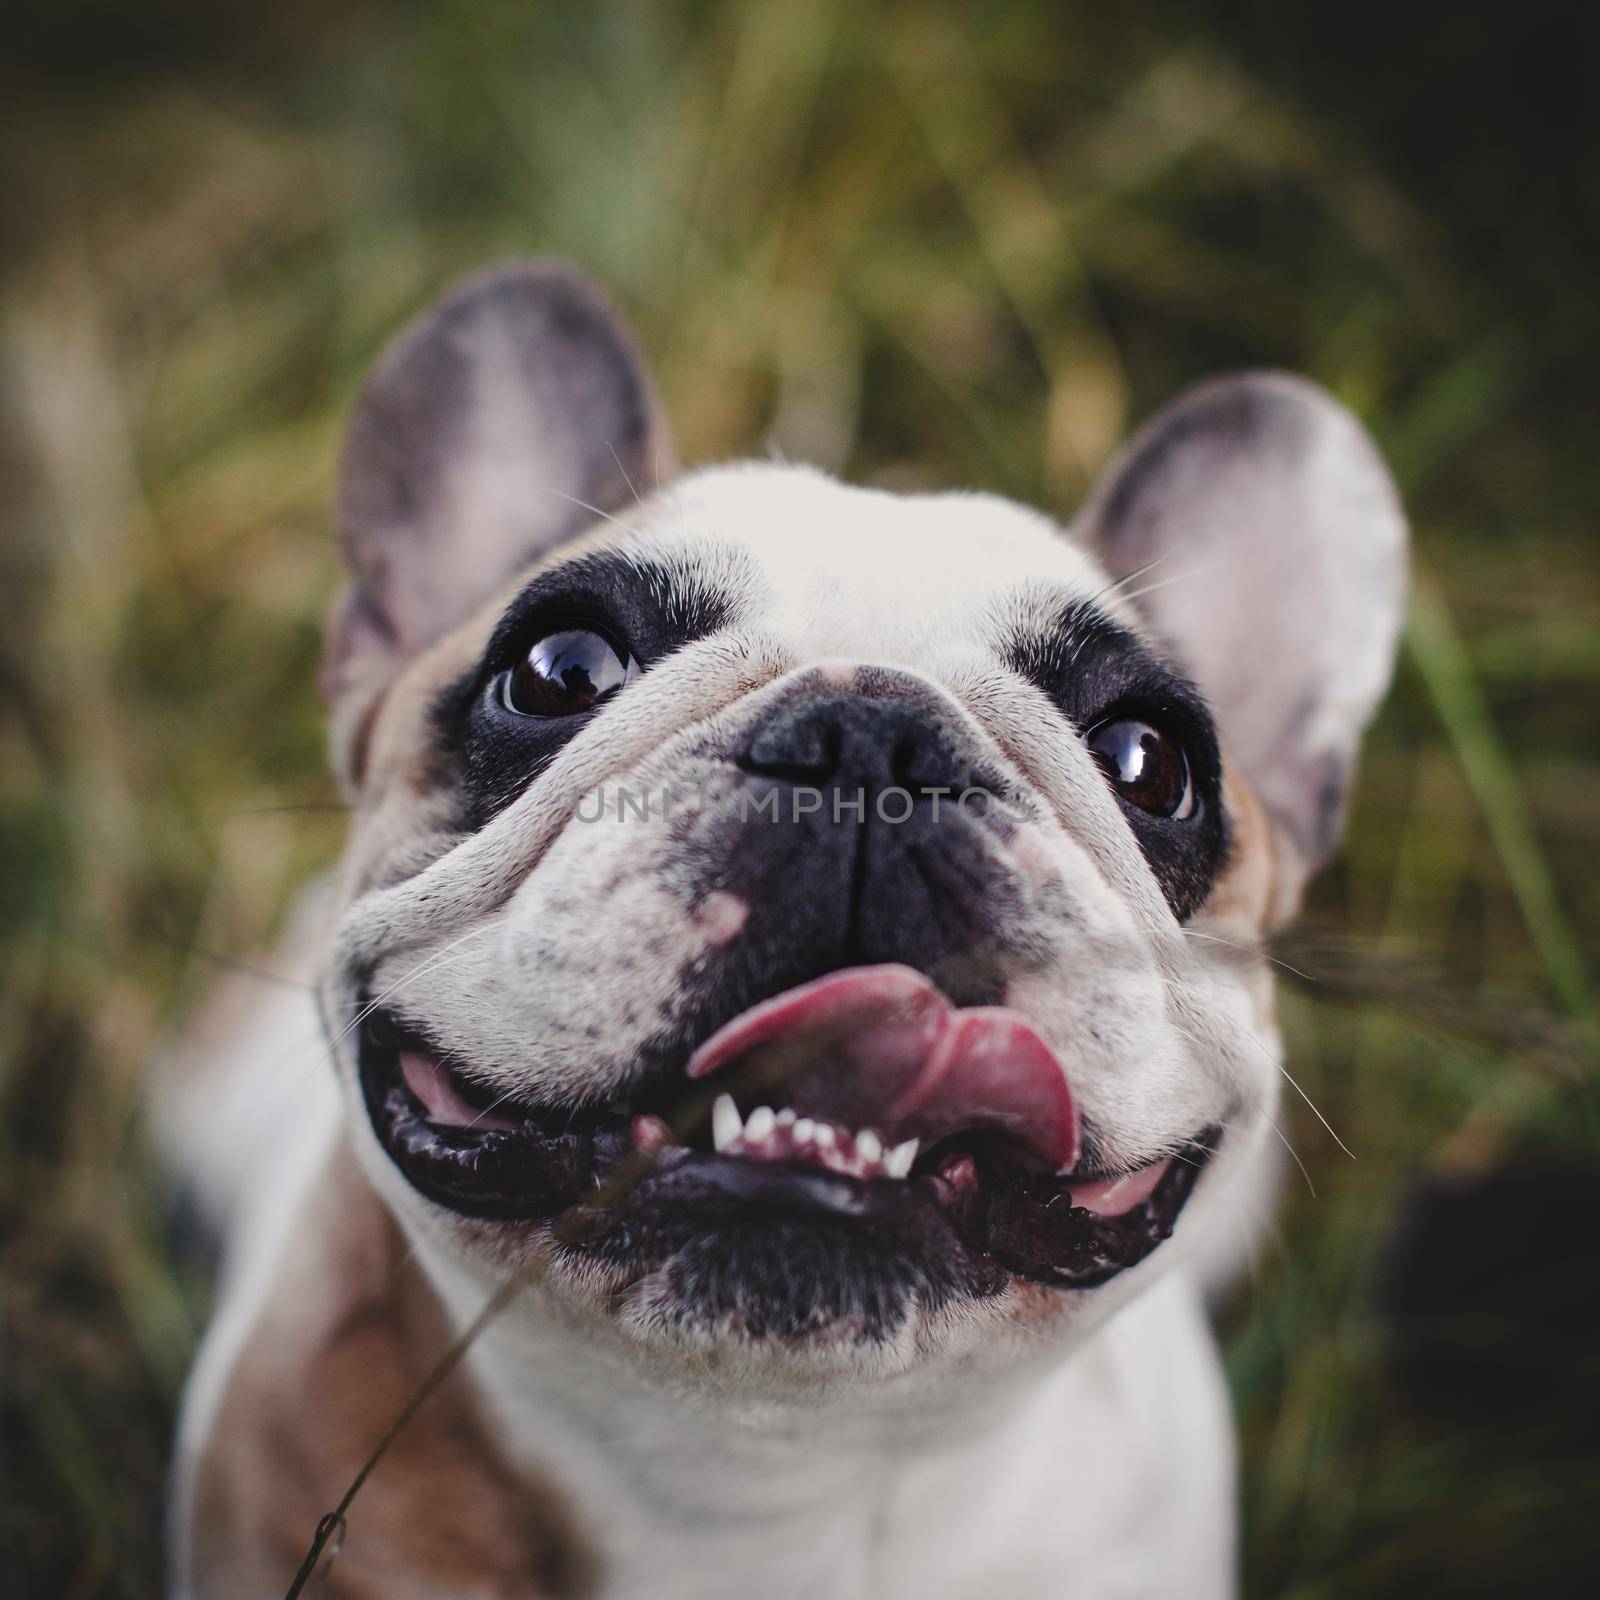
[1075,371,1407,918]
[324,260,675,775]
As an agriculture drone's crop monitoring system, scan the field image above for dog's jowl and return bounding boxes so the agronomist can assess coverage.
[163,262,1407,1599]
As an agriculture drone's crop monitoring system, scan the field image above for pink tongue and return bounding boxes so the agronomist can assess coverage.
[686,965,1079,1170]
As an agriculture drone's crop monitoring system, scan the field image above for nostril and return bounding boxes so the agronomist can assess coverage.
[892,727,981,796]
[743,714,841,781]
[741,692,985,797]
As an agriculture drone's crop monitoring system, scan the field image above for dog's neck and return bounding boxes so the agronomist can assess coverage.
[415,1239,1232,1600]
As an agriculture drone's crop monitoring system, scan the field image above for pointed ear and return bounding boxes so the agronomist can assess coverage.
[324,260,674,777]
[1075,371,1408,920]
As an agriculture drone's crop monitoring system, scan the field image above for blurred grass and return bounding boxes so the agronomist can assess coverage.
[2,2,1596,1595]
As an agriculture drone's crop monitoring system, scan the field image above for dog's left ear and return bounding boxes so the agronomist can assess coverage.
[325,260,674,781]
[1075,371,1407,921]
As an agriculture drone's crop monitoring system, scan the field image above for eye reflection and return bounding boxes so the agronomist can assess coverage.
[1086,717,1195,819]
[503,628,638,718]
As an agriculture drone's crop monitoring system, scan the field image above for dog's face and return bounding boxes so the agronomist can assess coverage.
[319,264,1405,1391]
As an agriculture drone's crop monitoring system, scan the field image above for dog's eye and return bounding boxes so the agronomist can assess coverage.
[1086,717,1195,819]
[502,628,638,717]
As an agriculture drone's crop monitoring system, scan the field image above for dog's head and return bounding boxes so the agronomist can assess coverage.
[320,262,1405,1389]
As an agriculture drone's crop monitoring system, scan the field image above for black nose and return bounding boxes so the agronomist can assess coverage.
[742,693,975,797]
[721,691,1013,1004]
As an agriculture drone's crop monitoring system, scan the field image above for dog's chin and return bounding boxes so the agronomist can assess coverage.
[356,976,1218,1349]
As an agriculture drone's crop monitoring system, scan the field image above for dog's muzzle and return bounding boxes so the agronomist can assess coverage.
[358,961,1216,1311]
[354,685,1218,1333]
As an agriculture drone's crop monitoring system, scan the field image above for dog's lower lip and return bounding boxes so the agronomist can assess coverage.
[357,1006,1218,1293]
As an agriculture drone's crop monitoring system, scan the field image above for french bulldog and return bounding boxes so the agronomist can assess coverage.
[164,261,1407,1599]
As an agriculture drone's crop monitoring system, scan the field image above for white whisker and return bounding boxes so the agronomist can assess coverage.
[1093,550,1171,606]
[1259,1105,1317,1199]
[530,484,644,539]
[1115,560,1221,609]
[463,1081,526,1132]
[1230,1014,1355,1162]
[1164,971,1353,1161]
[608,441,642,507]
[301,926,488,1086]
[1181,927,1316,981]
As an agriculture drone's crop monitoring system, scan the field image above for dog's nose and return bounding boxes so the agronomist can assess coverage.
[742,693,974,797]
[729,692,1010,1001]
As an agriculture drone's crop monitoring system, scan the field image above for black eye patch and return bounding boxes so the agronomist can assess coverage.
[434,550,737,826]
[1003,596,1228,920]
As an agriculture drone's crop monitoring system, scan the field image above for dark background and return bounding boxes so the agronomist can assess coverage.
[3,2,1597,1594]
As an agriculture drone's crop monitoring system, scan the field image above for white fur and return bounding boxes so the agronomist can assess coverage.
[167,444,1388,1597]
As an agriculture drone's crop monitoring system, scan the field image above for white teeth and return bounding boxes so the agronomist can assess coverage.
[712,1094,743,1152]
[885,1138,920,1178]
[707,1102,916,1179]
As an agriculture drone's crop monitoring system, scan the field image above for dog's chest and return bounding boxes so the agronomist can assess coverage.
[454,1272,1235,1600]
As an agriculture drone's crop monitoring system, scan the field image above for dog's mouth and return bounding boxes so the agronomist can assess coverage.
[359,964,1216,1314]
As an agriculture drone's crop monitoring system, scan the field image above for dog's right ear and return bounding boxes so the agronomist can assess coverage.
[324,260,674,785]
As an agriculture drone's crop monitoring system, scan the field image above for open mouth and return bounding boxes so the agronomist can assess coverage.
[359,965,1217,1316]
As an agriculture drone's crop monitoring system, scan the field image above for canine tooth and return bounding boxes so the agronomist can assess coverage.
[885,1138,920,1178]
[793,1117,816,1144]
[856,1129,883,1164]
[712,1094,743,1152]
[745,1105,776,1141]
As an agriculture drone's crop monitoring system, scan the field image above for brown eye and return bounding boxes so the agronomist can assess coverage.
[503,628,637,717]
[1086,717,1195,819]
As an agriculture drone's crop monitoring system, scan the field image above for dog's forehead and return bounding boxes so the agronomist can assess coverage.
[639,462,1113,656]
